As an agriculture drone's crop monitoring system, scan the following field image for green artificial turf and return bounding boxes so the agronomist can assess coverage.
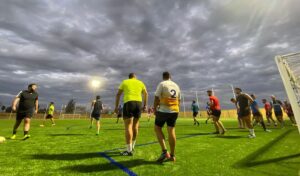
[0,118,299,176]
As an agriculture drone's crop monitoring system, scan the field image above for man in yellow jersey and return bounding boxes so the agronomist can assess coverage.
[40,102,55,127]
[114,73,148,156]
[153,72,181,163]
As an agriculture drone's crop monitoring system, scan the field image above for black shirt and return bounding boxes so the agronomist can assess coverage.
[17,90,38,113]
[236,93,251,116]
[92,100,103,114]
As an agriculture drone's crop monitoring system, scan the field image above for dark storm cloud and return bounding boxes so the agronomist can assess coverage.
[0,0,299,109]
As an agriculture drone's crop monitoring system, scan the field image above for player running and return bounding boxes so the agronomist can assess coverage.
[191,100,200,126]
[154,72,181,163]
[271,95,284,128]
[90,95,103,135]
[283,100,297,126]
[114,73,148,156]
[40,102,56,127]
[10,83,39,140]
[262,99,277,126]
[250,94,271,132]
[116,105,123,123]
[207,90,226,134]
[230,98,245,129]
[234,88,256,138]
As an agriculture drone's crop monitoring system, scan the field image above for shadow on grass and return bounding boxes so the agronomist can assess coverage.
[181,132,213,136]
[48,134,87,137]
[213,135,245,139]
[104,128,124,131]
[61,159,158,173]
[233,129,300,168]
[30,152,99,160]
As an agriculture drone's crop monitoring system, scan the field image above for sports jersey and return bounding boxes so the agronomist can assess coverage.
[119,78,146,103]
[272,100,282,112]
[209,96,221,111]
[47,104,55,115]
[92,100,103,114]
[264,102,272,111]
[236,93,251,116]
[155,79,181,113]
[250,100,259,114]
[191,103,199,112]
[16,90,38,113]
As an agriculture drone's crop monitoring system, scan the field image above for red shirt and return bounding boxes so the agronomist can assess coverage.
[264,102,271,110]
[209,96,221,110]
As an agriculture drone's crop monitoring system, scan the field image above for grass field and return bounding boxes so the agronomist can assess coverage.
[0,117,300,176]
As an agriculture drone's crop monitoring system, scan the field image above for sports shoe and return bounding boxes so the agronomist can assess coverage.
[265,129,272,132]
[22,134,31,140]
[40,124,44,127]
[120,151,133,156]
[10,135,16,140]
[156,152,171,163]
[248,134,256,139]
[166,156,176,162]
[52,124,56,126]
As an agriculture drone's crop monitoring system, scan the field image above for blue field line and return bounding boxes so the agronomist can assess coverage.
[99,133,204,175]
[99,152,137,176]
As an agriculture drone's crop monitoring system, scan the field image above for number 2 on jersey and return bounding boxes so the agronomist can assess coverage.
[170,89,176,98]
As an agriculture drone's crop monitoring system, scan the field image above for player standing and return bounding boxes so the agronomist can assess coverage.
[250,94,270,132]
[205,102,212,124]
[147,106,153,122]
[271,95,284,128]
[234,88,256,138]
[283,100,297,126]
[262,99,277,126]
[40,102,55,127]
[90,95,103,135]
[191,100,200,126]
[114,73,148,156]
[230,98,245,129]
[10,83,39,140]
[154,72,181,163]
[207,90,226,134]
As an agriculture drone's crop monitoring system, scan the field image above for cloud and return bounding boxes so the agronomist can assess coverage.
[0,0,299,109]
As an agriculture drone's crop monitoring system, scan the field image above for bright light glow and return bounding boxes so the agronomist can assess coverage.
[90,80,101,89]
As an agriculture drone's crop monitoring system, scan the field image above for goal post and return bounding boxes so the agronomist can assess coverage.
[275,52,300,134]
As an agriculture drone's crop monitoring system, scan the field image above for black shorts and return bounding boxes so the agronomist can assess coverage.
[193,112,198,117]
[91,113,100,120]
[16,112,33,120]
[211,110,221,119]
[155,111,178,127]
[123,101,142,119]
[239,110,251,117]
[46,114,53,119]
[274,111,283,117]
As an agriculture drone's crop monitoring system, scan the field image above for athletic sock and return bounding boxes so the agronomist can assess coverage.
[249,129,255,136]
[162,149,167,154]
[132,140,136,149]
[127,144,132,152]
[24,131,28,135]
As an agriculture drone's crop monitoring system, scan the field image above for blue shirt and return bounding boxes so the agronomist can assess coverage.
[250,100,259,113]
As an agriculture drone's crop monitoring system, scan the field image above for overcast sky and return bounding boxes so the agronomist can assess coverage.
[0,0,299,110]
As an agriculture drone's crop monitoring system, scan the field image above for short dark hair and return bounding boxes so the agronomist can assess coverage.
[50,102,54,105]
[234,87,242,91]
[230,98,235,101]
[128,73,135,78]
[193,100,196,103]
[207,90,212,93]
[162,72,170,80]
[28,83,37,88]
[96,95,101,100]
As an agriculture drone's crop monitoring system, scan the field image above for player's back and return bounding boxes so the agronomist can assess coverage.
[156,80,181,113]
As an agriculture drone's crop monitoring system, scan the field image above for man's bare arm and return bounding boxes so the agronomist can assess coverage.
[35,100,39,113]
[12,97,20,111]
[114,89,123,113]
[153,96,160,114]
[142,89,148,109]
